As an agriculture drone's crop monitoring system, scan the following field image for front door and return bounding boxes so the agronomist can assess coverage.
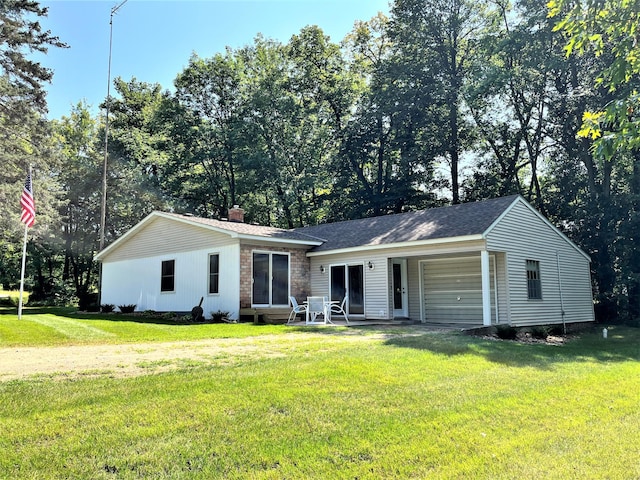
[392,258,408,318]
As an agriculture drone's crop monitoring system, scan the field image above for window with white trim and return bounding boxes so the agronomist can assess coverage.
[252,251,289,306]
[209,253,220,294]
[526,260,542,300]
[161,259,175,292]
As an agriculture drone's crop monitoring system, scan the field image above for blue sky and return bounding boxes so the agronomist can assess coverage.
[37,0,390,120]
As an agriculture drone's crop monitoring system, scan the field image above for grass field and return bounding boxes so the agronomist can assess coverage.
[1,309,639,479]
[0,289,28,306]
[0,307,288,347]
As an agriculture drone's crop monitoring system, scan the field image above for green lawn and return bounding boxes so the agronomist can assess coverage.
[0,308,289,346]
[1,310,639,479]
[0,289,28,306]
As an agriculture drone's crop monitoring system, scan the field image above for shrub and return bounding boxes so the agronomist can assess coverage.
[28,280,76,307]
[530,326,548,339]
[495,325,518,340]
[211,310,230,323]
[101,304,115,313]
[78,292,99,312]
[118,304,136,314]
[548,324,565,336]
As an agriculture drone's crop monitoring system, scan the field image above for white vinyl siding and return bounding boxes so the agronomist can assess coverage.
[101,243,241,319]
[486,200,594,326]
[101,216,237,262]
[494,252,510,324]
[310,252,389,319]
[309,240,486,320]
[407,257,423,320]
[421,256,496,324]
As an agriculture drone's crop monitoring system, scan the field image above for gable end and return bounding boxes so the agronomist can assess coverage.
[96,214,237,262]
[483,196,590,262]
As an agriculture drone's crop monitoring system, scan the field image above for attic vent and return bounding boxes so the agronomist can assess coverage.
[228,205,245,223]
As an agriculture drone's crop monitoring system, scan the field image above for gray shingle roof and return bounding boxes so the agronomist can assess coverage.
[294,195,520,252]
[163,212,321,243]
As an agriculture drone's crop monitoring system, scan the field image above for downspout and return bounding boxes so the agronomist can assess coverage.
[556,251,566,335]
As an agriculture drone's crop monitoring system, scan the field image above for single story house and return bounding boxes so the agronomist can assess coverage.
[95,195,595,327]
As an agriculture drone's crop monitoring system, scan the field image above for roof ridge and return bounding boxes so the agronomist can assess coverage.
[296,195,521,231]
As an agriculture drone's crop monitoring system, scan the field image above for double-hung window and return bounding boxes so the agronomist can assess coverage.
[209,254,220,294]
[526,260,542,300]
[161,259,175,292]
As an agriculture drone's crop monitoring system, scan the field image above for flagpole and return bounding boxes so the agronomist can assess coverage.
[18,165,33,320]
[17,222,28,320]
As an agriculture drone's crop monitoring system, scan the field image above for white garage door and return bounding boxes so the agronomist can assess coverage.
[422,256,496,324]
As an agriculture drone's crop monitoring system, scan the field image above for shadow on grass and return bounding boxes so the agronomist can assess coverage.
[383,326,640,369]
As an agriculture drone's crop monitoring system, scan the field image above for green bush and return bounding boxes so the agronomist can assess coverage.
[30,281,77,307]
[78,292,99,312]
[118,304,136,314]
[548,324,565,336]
[101,304,115,313]
[495,324,518,340]
[210,310,230,323]
[530,326,548,339]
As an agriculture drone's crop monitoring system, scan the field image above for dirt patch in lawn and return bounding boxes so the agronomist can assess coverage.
[0,332,390,382]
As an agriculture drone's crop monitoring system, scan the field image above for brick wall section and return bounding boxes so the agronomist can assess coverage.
[239,243,311,308]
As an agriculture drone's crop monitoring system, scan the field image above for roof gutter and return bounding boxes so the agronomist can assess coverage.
[236,234,323,247]
[306,234,485,257]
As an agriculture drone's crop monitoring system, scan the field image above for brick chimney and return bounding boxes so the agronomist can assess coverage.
[228,205,245,223]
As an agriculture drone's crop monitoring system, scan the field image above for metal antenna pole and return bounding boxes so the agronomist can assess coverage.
[100,0,128,251]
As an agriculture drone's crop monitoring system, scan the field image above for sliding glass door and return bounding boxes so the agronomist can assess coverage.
[330,264,364,315]
[252,252,289,306]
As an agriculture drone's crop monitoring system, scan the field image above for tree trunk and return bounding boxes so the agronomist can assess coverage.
[449,97,460,205]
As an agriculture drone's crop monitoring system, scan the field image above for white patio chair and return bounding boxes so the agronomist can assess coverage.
[329,295,349,324]
[306,296,328,324]
[287,296,307,324]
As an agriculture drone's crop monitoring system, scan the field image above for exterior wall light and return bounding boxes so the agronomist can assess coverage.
[368,261,374,270]
[320,265,326,274]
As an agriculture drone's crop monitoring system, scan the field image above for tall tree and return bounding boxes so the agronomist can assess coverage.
[171,51,249,218]
[240,36,331,227]
[390,0,494,204]
[105,77,172,238]
[342,13,440,216]
[0,0,64,292]
[464,0,570,210]
[0,0,66,116]
[548,0,640,157]
[48,103,101,304]
[548,0,640,322]
[287,26,362,221]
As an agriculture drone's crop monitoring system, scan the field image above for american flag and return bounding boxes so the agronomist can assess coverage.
[20,171,35,228]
